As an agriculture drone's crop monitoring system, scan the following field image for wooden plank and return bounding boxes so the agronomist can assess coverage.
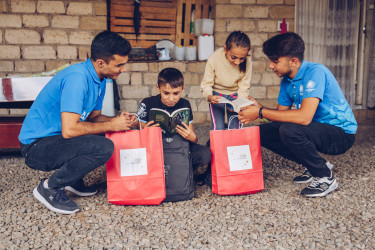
[128,40,160,48]
[111,0,176,8]
[112,26,176,34]
[119,33,175,41]
[195,0,202,20]
[111,10,177,20]
[184,0,192,46]
[175,0,183,46]
[112,5,177,14]
[112,18,175,28]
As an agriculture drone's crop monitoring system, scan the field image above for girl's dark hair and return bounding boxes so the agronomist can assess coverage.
[225,31,251,73]
[158,68,184,88]
[263,32,305,61]
[91,31,132,63]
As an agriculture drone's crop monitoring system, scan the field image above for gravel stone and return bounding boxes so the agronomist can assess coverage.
[0,124,374,249]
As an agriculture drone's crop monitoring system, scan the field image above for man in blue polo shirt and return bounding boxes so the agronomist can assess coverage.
[19,31,134,214]
[238,32,357,198]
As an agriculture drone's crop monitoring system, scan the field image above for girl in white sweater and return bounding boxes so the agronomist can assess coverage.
[200,31,252,130]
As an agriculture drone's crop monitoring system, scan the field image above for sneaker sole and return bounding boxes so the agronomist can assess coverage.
[64,186,98,197]
[33,187,79,214]
[302,179,338,198]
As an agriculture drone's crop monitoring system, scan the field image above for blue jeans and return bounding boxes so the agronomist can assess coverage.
[260,122,355,178]
[209,91,240,130]
[20,134,114,189]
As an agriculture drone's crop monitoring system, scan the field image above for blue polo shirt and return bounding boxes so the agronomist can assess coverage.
[19,59,106,145]
[277,60,357,134]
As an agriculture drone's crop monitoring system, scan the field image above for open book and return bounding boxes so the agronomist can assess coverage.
[218,97,254,113]
[149,107,190,136]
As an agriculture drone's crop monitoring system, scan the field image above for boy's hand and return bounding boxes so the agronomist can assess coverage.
[176,122,197,143]
[238,106,259,124]
[247,96,260,108]
[207,95,221,104]
[144,120,160,128]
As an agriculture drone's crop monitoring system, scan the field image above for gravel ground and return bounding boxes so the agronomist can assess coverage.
[0,124,374,249]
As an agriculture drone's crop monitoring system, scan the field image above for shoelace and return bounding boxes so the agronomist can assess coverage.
[309,177,321,188]
[54,188,70,202]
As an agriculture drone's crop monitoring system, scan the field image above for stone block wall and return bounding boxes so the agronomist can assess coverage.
[0,0,107,78]
[214,0,295,109]
[0,0,296,124]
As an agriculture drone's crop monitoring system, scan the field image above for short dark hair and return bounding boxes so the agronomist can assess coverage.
[157,68,184,88]
[225,31,251,73]
[91,31,132,63]
[263,32,305,61]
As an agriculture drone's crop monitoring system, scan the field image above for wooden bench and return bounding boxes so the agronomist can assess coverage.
[0,77,52,149]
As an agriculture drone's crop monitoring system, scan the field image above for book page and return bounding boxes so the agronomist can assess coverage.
[149,108,170,134]
[170,108,190,134]
[231,98,254,112]
[218,97,254,113]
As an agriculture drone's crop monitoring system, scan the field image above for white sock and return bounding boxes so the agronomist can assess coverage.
[43,179,50,189]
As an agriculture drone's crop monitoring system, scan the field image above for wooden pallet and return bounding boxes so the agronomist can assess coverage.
[111,0,178,48]
[176,0,213,47]
[110,0,213,48]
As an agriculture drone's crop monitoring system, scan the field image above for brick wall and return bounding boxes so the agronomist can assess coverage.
[0,0,107,78]
[214,0,295,110]
[0,0,296,124]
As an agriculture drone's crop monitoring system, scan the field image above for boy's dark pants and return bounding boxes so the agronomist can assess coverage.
[20,135,114,189]
[190,143,211,170]
[260,122,355,178]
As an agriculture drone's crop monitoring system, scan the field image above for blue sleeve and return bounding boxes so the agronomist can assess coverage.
[60,73,87,115]
[137,98,150,123]
[93,80,106,111]
[302,68,325,101]
[277,79,293,107]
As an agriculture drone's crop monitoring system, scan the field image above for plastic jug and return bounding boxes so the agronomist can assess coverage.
[198,35,214,61]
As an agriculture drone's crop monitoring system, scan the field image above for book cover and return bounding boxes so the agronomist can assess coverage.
[218,97,254,113]
[149,107,190,136]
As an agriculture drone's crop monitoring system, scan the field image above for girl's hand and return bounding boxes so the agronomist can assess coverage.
[176,122,197,143]
[207,95,221,104]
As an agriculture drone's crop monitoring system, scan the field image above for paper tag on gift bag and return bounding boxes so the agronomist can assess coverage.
[227,145,253,171]
[120,148,148,176]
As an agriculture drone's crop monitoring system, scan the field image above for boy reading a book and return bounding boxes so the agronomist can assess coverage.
[137,67,211,179]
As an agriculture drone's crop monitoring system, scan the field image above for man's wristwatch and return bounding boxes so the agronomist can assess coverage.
[259,107,264,119]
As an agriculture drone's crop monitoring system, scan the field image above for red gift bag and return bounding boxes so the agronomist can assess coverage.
[210,126,264,195]
[105,127,166,205]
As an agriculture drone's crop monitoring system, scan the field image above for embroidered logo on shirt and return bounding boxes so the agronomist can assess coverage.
[305,80,316,92]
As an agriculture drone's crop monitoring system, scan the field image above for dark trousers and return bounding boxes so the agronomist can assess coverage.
[21,135,114,189]
[260,122,355,177]
[190,143,211,170]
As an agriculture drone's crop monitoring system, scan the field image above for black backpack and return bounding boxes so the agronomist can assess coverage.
[162,134,194,202]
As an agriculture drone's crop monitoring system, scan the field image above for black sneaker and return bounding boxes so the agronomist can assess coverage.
[293,162,334,183]
[293,168,313,183]
[33,178,79,214]
[301,171,338,197]
[65,179,97,197]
